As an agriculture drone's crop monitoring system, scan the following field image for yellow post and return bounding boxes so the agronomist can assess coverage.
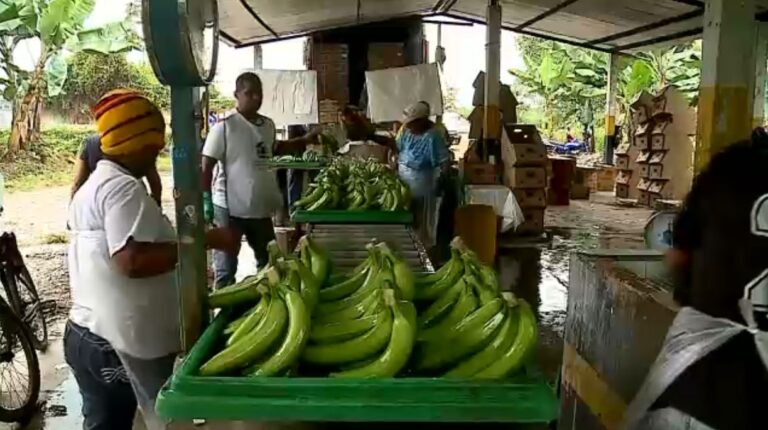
[696,0,757,174]
[603,53,619,165]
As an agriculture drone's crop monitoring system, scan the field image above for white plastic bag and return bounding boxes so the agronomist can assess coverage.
[623,304,768,429]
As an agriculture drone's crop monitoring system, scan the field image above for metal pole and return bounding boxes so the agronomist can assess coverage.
[484,0,502,148]
[170,86,207,351]
[754,22,768,128]
[253,44,263,70]
[603,53,619,165]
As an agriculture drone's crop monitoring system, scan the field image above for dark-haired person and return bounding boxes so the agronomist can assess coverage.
[624,129,768,429]
[201,72,317,288]
[71,134,162,204]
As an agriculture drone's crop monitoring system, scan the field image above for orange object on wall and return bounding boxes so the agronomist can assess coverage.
[454,204,497,266]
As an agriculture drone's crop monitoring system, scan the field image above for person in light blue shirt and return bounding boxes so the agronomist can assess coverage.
[396,101,450,247]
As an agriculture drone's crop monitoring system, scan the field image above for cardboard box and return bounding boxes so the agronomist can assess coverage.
[467,106,502,140]
[505,167,546,189]
[502,124,543,145]
[516,208,545,235]
[587,165,616,192]
[343,142,390,163]
[570,184,590,200]
[512,188,547,208]
[472,72,518,122]
[367,43,405,71]
[463,162,497,185]
[502,143,547,167]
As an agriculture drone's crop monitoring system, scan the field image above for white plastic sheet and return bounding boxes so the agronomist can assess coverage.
[365,64,443,123]
[623,303,768,429]
[464,185,524,232]
[232,69,318,126]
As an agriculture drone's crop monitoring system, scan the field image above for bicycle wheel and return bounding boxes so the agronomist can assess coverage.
[2,268,47,352]
[0,309,40,423]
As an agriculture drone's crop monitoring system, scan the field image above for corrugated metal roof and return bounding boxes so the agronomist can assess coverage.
[219,0,768,52]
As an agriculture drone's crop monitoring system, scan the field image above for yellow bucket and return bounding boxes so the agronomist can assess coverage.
[454,204,497,265]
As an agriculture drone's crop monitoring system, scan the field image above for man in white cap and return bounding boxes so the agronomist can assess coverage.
[396,101,450,247]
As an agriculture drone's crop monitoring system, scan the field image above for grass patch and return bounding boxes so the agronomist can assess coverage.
[1,125,93,191]
[1,126,173,191]
[40,232,68,245]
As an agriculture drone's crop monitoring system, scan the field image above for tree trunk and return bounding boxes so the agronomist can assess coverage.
[8,48,48,153]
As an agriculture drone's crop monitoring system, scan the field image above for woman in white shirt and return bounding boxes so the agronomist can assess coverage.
[67,90,236,430]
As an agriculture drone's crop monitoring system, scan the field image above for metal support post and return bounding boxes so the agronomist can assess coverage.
[484,0,502,152]
[696,0,756,173]
[754,22,768,128]
[603,53,619,165]
[170,86,208,351]
[253,44,263,70]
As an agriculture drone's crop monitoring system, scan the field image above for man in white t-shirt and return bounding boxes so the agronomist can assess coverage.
[201,72,317,288]
[67,90,237,430]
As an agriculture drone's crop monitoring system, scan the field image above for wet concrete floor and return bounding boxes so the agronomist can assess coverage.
[16,201,649,429]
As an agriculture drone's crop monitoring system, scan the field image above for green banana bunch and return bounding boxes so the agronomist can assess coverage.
[293,158,410,212]
[472,299,537,379]
[199,291,288,376]
[302,298,393,366]
[376,243,415,300]
[249,286,311,377]
[298,235,330,285]
[309,307,389,344]
[413,298,506,371]
[444,295,521,378]
[331,292,417,378]
[226,287,270,346]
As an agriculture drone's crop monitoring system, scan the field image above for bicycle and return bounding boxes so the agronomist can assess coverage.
[0,297,40,422]
[0,232,47,423]
[0,233,48,352]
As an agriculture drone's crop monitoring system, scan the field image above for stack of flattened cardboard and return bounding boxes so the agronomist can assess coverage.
[628,87,694,207]
[501,125,548,235]
[468,71,519,139]
[615,91,654,200]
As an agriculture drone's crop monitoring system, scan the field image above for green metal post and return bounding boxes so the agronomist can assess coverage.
[170,85,207,352]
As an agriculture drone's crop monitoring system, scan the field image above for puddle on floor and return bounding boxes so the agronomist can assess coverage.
[497,227,646,379]
[12,373,82,430]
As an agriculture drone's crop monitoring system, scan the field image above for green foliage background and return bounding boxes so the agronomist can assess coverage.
[46,51,169,122]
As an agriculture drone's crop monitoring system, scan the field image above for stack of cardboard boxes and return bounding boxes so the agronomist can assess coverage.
[501,125,548,235]
[463,71,519,186]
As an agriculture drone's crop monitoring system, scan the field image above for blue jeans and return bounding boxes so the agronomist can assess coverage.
[287,169,304,208]
[114,351,176,430]
[64,321,137,430]
[212,205,276,289]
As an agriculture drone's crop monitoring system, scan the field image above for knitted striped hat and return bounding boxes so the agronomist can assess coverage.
[92,89,166,156]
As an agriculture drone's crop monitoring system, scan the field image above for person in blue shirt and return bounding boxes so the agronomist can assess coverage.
[396,101,450,247]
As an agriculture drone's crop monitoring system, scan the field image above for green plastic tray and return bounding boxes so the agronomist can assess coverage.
[267,161,328,170]
[292,210,413,224]
[156,311,559,423]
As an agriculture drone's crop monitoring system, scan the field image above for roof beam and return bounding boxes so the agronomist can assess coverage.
[612,27,702,52]
[588,9,703,45]
[238,0,279,39]
[441,12,612,53]
[515,0,583,30]
[432,0,459,14]
[670,0,704,7]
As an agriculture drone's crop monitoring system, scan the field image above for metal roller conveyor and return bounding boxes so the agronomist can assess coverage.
[308,224,433,273]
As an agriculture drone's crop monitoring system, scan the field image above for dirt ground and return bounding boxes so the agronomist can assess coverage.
[0,177,655,429]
